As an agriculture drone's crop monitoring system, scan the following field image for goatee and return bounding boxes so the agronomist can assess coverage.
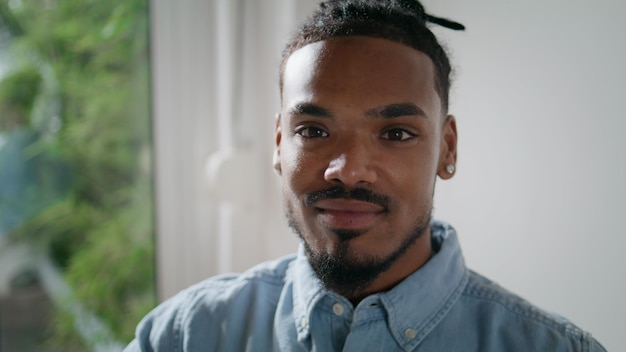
[286,186,432,300]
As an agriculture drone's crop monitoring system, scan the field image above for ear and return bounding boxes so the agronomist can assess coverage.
[437,115,458,180]
[272,113,282,175]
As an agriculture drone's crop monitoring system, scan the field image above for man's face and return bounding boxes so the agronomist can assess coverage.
[275,36,457,298]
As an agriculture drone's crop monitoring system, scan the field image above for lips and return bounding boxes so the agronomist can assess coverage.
[314,199,385,229]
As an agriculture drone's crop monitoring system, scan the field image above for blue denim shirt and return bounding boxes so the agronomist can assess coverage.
[125,220,605,351]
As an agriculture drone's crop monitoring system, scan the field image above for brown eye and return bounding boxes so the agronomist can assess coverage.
[382,128,415,141]
[296,126,329,138]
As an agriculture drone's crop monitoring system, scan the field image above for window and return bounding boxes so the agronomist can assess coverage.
[0,0,154,349]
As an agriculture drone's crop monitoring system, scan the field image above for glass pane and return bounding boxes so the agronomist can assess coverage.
[0,0,155,350]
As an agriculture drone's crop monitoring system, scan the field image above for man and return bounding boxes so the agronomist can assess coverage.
[126,1,605,350]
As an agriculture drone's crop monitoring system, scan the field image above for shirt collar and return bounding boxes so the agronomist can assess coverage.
[379,220,469,350]
[289,220,469,349]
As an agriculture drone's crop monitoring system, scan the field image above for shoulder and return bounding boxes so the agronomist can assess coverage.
[125,254,297,351]
[172,254,295,315]
[456,270,606,351]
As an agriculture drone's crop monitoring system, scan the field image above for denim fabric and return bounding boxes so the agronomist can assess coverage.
[125,220,605,351]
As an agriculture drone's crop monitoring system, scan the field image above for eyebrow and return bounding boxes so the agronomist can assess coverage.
[287,102,427,119]
[288,103,332,118]
[365,103,427,119]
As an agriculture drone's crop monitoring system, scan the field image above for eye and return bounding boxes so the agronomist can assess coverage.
[381,128,416,141]
[295,126,329,138]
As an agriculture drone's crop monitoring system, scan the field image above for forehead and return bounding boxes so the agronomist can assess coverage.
[281,36,441,117]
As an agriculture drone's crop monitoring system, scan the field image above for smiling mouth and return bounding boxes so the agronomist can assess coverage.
[315,199,385,230]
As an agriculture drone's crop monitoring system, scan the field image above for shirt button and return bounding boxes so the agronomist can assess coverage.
[404,328,417,340]
[301,317,309,329]
[332,303,345,316]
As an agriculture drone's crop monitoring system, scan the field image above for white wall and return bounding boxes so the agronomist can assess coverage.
[425,1,625,350]
[151,1,622,350]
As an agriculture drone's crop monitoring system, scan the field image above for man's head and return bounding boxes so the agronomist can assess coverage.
[279,0,464,114]
[274,0,461,301]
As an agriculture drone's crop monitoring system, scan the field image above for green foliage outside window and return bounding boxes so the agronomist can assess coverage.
[0,0,155,346]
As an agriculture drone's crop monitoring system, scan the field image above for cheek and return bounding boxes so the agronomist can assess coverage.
[384,151,438,201]
[394,167,430,199]
[279,139,300,176]
[282,143,325,189]
[281,150,305,188]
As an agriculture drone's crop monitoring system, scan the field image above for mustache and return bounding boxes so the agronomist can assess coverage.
[304,186,390,211]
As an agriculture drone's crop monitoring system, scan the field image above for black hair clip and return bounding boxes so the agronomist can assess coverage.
[397,0,465,30]
[425,14,465,31]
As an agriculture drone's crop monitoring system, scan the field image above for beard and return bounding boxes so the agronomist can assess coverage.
[286,186,432,300]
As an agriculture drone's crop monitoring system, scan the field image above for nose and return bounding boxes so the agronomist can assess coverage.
[323,138,378,187]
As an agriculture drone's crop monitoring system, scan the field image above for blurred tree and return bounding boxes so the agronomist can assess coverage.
[0,0,154,345]
[0,67,40,130]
